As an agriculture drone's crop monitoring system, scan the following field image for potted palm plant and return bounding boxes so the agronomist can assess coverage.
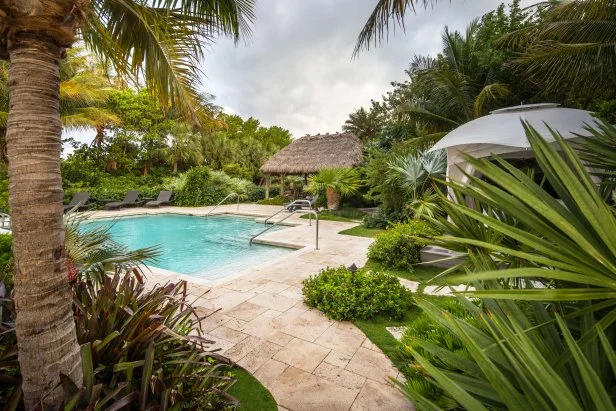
[306,167,361,210]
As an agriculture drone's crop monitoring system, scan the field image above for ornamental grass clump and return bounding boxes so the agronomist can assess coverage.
[302,266,412,321]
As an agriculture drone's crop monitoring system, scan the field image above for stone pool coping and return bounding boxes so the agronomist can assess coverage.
[84,204,414,410]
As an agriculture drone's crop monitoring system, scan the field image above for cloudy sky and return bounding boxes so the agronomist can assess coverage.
[66,0,527,147]
[200,0,518,137]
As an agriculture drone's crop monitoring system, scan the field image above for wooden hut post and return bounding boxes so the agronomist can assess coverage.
[265,174,270,199]
[280,174,285,197]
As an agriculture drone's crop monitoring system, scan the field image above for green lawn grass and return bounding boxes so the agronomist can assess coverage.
[228,368,277,410]
[338,225,385,238]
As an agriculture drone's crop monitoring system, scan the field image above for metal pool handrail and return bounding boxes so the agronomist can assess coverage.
[206,192,239,217]
[263,199,312,225]
[250,209,319,250]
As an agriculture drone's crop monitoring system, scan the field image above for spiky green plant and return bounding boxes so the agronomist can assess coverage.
[387,150,446,219]
[400,122,616,409]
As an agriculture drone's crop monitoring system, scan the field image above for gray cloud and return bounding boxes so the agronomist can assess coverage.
[201,0,510,137]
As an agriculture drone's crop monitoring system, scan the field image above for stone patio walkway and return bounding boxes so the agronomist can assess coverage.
[89,204,414,411]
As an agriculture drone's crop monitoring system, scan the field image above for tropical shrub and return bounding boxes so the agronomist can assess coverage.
[306,168,361,210]
[398,123,616,409]
[0,165,8,213]
[223,162,253,180]
[362,207,409,229]
[71,272,237,410]
[172,166,260,206]
[302,266,412,321]
[367,220,440,270]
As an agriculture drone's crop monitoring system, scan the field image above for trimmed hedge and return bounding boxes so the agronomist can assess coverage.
[367,220,440,270]
[302,266,412,321]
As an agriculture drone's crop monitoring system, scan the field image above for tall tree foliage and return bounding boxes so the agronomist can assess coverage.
[508,0,616,101]
[0,0,254,407]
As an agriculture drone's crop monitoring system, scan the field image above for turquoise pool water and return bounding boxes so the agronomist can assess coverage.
[81,214,293,280]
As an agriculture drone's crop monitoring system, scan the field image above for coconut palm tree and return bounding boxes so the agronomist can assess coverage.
[306,168,361,210]
[507,0,616,98]
[395,22,509,133]
[343,107,384,142]
[0,1,253,407]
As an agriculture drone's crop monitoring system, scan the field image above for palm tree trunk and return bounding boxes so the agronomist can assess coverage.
[6,36,82,408]
[173,161,178,173]
[326,187,341,210]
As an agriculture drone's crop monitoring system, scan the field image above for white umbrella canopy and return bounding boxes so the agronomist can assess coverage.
[429,103,597,153]
[427,103,598,186]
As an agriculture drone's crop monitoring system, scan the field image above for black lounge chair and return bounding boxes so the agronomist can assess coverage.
[103,190,143,210]
[64,192,93,213]
[145,191,172,208]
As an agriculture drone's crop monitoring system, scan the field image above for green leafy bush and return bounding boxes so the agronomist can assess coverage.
[302,266,412,320]
[256,195,286,205]
[367,220,439,270]
[0,234,12,286]
[223,162,253,180]
[0,165,8,213]
[172,166,261,206]
[362,207,409,229]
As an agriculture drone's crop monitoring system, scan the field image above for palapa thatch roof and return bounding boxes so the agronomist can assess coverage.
[260,132,364,174]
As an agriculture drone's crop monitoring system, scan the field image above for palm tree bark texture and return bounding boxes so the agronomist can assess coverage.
[0,1,84,408]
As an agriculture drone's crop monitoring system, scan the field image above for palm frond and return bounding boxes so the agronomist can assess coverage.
[473,82,510,117]
[82,0,254,124]
[64,213,160,284]
[354,0,436,55]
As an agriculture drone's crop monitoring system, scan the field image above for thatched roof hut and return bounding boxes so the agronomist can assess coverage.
[261,132,364,175]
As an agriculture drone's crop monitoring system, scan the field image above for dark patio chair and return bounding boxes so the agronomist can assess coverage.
[63,192,93,213]
[145,191,172,208]
[103,190,143,210]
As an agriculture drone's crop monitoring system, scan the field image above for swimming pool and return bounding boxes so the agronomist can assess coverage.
[81,214,293,280]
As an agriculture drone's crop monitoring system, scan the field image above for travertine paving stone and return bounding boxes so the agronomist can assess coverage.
[273,338,331,373]
[346,347,398,383]
[223,301,268,322]
[267,366,360,411]
[323,350,353,369]
[248,292,297,311]
[237,340,283,373]
[314,325,364,356]
[209,325,249,343]
[351,380,413,411]
[314,362,366,390]
[89,205,412,410]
